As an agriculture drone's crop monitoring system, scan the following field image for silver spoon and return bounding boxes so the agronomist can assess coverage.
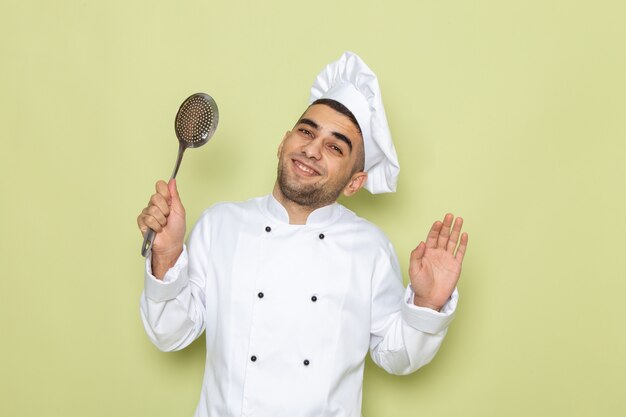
[141,92,219,257]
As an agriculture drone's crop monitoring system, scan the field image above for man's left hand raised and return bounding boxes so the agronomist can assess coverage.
[409,213,468,311]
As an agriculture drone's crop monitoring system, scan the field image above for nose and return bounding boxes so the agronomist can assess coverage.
[302,138,322,160]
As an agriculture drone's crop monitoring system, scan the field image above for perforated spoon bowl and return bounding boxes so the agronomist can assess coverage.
[141,93,219,257]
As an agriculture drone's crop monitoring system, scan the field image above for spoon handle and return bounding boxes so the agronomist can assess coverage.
[170,143,186,180]
[141,144,186,257]
[141,229,156,257]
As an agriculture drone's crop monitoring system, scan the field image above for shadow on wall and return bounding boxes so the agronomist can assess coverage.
[157,336,207,365]
[339,187,402,225]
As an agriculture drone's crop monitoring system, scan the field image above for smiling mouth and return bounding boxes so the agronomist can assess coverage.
[292,159,321,176]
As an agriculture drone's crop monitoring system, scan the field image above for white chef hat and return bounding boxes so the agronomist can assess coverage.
[309,51,400,194]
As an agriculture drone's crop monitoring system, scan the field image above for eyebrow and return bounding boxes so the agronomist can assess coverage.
[297,118,353,152]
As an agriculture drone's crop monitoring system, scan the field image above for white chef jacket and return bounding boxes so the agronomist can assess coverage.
[140,194,458,417]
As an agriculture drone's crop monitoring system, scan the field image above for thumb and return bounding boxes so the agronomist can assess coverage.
[409,242,425,271]
[168,178,184,211]
[411,241,426,261]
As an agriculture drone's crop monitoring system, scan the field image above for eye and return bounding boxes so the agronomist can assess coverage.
[298,128,313,137]
[329,144,344,155]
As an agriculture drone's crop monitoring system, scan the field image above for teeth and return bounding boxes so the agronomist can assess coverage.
[295,161,316,174]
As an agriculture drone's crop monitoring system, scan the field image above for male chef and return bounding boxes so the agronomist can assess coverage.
[137,51,468,417]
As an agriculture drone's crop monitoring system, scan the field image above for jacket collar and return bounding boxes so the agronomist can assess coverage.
[263,194,343,227]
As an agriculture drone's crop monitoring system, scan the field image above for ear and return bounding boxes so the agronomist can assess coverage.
[343,171,368,197]
[277,131,290,158]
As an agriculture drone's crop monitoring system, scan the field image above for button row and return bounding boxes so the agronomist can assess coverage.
[255,292,318,302]
[263,226,326,240]
[250,355,310,366]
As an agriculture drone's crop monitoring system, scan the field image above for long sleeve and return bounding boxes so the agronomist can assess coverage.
[139,212,211,352]
[369,242,458,375]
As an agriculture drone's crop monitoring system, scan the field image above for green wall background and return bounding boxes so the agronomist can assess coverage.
[1,1,625,416]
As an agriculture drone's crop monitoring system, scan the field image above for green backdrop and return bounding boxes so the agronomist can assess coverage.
[1,1,625,416]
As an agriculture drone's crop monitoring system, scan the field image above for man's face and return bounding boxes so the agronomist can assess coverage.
[276,103,366,209]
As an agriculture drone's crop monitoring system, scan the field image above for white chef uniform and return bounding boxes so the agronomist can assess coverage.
[140,194,458,417]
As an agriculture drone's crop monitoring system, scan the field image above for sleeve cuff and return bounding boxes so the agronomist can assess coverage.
[143,245,190,302]
[401,285,459,334]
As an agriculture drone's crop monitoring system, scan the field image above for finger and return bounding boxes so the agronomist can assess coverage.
[155,180,171,204]
[409,241,426,272]
[410,241,426,262]
[149,193,171,217]
[145,205,168,227]
[446,217,464,253]
[425,221,443,248]
[437,213,454,249]
[137,213,148,234]
[455,232,469,262]
[168,179,185,212]
[138,213,164,233]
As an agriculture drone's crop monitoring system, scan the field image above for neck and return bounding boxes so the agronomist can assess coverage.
[272,183,321,225]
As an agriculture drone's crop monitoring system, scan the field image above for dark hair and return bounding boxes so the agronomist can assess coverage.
[310,98,365,173]
[311,98,362,134]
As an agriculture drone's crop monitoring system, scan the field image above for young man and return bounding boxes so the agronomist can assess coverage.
[137,52,468,417]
